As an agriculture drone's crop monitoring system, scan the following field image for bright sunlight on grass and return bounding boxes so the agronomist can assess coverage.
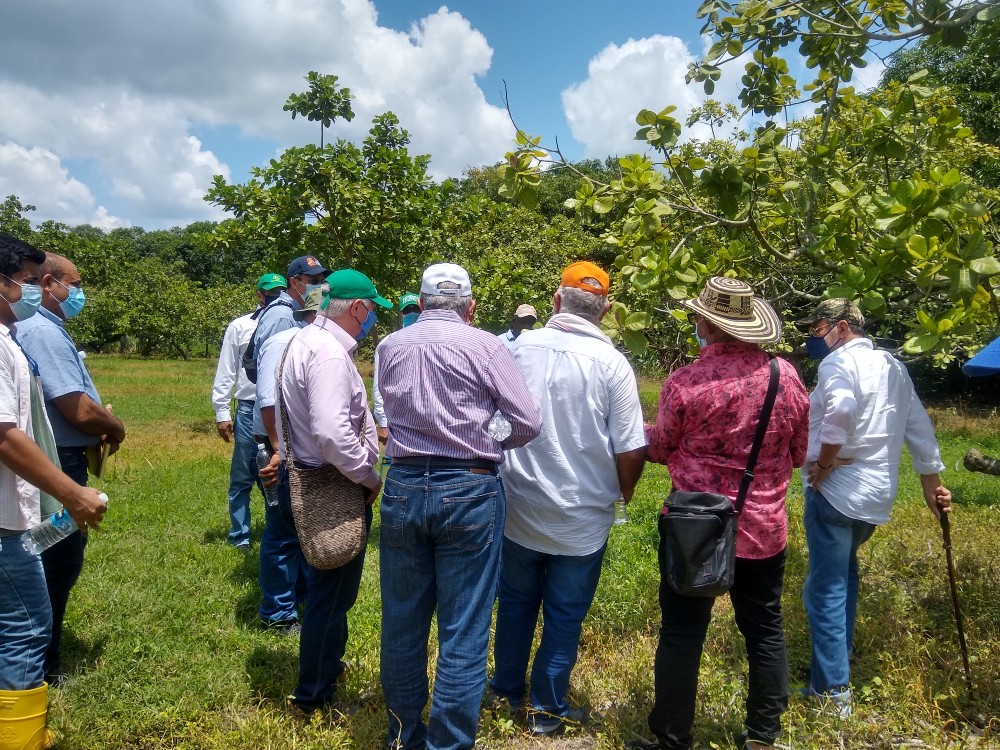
[47,358,1000,749]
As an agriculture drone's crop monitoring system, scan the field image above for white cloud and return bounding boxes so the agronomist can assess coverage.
[562,35,744,158]
[0,143,126,229]
[0,0,514,228]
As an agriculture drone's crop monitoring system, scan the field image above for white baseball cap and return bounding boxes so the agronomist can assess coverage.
[421,263,472,297]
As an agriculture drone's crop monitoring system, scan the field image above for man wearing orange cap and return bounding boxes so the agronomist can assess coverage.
[492,261,648,735]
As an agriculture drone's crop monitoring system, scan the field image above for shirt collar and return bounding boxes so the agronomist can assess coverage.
[698,340,763,358]
[418,308,466,325]
[37,306,64,328]
[833,336,873,354]
[279,290,301,311]
[309,316,360,355]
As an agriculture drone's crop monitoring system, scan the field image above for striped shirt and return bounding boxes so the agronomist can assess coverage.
[377,309,541,462]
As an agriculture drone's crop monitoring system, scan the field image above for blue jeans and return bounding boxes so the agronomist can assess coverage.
[227,401,257,547]
[42,445,89,680]
[258,463,305,624]
[293,504,372,711]
[802,486,877,695]
[379,465,504,750]
[0,533,51,690]
[491,537,606,727]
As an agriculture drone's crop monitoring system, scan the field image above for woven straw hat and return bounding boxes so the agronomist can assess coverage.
[680,276,782,344]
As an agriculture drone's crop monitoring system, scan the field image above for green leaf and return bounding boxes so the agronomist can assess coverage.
[624,311,652,331]
[903,332,940,355]
[969,256,1000,276]
[621,329,649,355]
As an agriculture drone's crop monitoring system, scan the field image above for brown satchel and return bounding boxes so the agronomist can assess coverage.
[276,341,368,570]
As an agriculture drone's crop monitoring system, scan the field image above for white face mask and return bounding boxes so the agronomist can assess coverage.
[694,318,709,348]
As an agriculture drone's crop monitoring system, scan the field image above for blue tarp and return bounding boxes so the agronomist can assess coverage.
[963,335,1000,377]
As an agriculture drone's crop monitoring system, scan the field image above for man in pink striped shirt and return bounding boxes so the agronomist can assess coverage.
[376,262,541,750]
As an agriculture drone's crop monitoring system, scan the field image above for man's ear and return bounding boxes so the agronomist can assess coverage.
[40,273,57,292]
[465,299,476,325]
[598,299,611,322]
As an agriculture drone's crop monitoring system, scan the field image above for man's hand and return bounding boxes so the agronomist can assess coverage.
[62,486,108,531]
[259,452,281,487]
[216,420,234,442]
[365,479,383,506]
[920,474,951,520]
[806,455,853,488]
[377,426,389,444]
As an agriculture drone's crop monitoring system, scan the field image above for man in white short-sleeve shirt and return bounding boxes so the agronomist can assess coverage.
[491,261,647,736]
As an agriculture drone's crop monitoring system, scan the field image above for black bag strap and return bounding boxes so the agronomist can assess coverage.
[733,356,780,515]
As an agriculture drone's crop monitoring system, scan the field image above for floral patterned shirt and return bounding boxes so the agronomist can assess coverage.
[646,342,810,559]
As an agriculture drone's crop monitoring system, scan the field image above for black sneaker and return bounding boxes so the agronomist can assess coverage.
[625,740,663,750]
[264,618,301,636]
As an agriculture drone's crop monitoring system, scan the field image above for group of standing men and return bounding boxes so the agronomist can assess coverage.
[0,234,122,746]
[212,259,951,750]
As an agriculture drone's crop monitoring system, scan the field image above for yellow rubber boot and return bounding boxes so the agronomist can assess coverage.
[0,684,55,750]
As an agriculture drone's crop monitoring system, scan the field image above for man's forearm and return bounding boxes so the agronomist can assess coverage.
[52,392,125,442]
[262,406,280,451]
[615,447,648,502]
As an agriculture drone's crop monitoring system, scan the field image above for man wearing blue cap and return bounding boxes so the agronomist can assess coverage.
[254,255,330,633]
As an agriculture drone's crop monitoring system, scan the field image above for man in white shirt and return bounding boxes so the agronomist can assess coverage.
[797,299,951,717]
[491,261,647,735]
[0,233,106,741]
[211,273,286,550]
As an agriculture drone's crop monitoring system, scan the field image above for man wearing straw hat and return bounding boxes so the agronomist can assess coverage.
[634,277,809,750]
[796,299,951,718]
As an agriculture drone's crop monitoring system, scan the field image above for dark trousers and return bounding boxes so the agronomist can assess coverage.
[649,549,788,749]
[41,446,89,679]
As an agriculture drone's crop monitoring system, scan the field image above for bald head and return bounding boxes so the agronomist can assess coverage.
[40,253,83,319]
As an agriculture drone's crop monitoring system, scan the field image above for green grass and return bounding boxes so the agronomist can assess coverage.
[47,357,1000,748]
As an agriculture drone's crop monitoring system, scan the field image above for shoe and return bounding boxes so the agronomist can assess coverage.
[286,695,362,719]
[801,686,852,719]
[45,672,68,689]
[527,706,588,736]
[263,618,301,636]
[737,731,774,750]
[235,543,252,556]
[625,740,663,750]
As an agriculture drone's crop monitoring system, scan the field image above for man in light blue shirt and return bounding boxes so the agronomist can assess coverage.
[16,252,125,686]
[253,255,330,633]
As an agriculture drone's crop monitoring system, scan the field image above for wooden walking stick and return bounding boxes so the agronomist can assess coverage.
[939,512,973,690]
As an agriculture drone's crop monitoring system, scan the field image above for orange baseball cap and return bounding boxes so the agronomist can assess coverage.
[561,261,609,296]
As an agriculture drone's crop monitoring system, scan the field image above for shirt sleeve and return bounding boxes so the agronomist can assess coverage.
[483,342,541,449]
[257,336,287,410]
[607,357,648,454]
[372,349,387,428]
[18,324,88,402]
[307,354,380,489]
[645,373,683,465]
[0,346,17,424]
[211,319,240,422]
[816,357,858,446]
[902,372,945,474]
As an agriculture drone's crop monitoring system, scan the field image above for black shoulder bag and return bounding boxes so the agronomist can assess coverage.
[658,356,780,598]
[241,298,294,384]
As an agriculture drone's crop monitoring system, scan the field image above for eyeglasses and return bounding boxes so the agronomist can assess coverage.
[810,320,838,337]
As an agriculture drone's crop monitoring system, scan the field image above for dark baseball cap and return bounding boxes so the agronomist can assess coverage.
[286,256,331,279]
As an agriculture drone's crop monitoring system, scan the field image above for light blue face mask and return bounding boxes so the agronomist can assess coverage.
[55,281,86,319]
[357,309,377,340]
[401,312,420,327]
[3,277,42,321]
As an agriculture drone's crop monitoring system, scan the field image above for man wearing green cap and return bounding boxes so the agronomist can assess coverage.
[373,292,420,443]
[211,272,286,551]
[276,268,392,714]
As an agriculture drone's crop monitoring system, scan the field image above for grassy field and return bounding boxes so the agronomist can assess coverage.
[46,356,1000,749]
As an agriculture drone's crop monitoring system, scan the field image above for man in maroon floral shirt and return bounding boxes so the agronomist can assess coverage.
[632,277,809,750]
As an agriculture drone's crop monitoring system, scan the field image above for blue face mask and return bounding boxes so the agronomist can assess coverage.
[56,282,86,319]
[3,279,42,321]
[401,312,420,327]
[357,309,377,340]
[806,334,832,360]
[693,319,709,348]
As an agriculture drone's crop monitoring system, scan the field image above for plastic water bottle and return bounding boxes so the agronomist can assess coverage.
[256,444,279,507]
[613,498,629,526]
[488,411,512,442]
[24,493,109,555]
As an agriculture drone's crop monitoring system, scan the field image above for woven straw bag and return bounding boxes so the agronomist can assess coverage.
[277,342,367,570]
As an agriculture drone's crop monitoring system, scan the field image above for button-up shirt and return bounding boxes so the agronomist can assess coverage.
[15,306,103,447]
[254,327,298,440]
[211,311,257,422]
[806,337,944,524]
[254,292,300,361]
[0,322,44,530]
[502,313,647,556]
[276,318,380,490]
[646,342,810,559]
[377,309,541,462]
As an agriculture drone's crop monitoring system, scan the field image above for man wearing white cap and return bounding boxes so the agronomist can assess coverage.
[376,262,541,750]
[497,303,538,350]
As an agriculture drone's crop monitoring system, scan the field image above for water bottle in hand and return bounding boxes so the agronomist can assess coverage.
[24,493,109,555]
[256,444,279,507]
[613,498,629,526]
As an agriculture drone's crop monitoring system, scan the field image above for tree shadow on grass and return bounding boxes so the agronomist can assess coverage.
[246,643,299,704]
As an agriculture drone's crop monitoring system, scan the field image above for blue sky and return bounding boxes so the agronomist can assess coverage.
[0,1,879,230]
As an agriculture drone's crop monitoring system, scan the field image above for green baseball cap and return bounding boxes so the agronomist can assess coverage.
[257,273,287,292]
[398,292,420,310]
[324,269,392,309]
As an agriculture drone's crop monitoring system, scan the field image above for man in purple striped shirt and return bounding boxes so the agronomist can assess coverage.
[376,262,541,750]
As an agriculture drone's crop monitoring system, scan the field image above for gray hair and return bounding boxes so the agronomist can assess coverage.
[321,297,355,318]
[557,286,607,324]
[421,282,473,316]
